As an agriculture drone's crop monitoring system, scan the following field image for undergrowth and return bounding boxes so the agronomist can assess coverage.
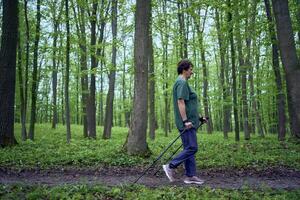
[0,124,299,170]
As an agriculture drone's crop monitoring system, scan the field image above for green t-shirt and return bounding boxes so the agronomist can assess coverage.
[173,76,200,131]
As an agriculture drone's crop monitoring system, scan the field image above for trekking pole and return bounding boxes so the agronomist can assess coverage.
[133,128,186,184]
[133,117,209,184]
[152,120,207,176]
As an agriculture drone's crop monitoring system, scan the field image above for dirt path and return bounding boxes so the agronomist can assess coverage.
[1,166,300,189]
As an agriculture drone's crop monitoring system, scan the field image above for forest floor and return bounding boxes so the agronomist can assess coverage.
[1,166,300,189]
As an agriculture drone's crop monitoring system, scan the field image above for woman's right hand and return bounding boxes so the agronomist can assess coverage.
[184,121,193,129]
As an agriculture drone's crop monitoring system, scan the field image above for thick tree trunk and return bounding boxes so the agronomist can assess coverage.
[103,0,117,139]
[264,0,286,141]
[125,0,151,156]
[28,0,41,141]
[227,0,239,141]
[272,0,300,138]
[0,0,19,147]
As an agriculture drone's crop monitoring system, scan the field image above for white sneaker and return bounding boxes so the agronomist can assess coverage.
[163,164,175,182]
[183,176,204,185]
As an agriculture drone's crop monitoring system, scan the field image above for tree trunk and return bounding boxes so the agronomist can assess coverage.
[245,0,257,136]
[215,8,230,138]
[28,0,41,141]
[235,0,250,140]
[177,0,188,58]
[23,0,30,140]
[296,0,300,43]
[73,1,89,137]
[193,8,213,133]
[76,65,79,124]
[87,1,98,139]
[51,0,63,129]
[227,0,239,141]
[52,21,59,129]
[253,35,265,137]
[163,38,170,136]
[160,0,170,136]
[65,0,71,143]
[272,0,300,138]
[99,47,105,126]
[103,0,118,139]
[148,5,155,140]
[17,30,27,141]
[125,0,151,156]
[0,0,19,147]
[264,0,286,141]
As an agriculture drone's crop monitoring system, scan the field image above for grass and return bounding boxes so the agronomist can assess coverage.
[1,124,300,199]
[0,123,299,170]
[1,184,300,200]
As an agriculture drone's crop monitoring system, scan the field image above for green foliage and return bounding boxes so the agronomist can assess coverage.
[1,184,300,200]
[0,124,299,170]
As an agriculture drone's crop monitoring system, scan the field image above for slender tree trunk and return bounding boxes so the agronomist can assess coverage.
[227,0,239,141]
[17,30,27,141]
[0,0,19,147]
[96,2,108,126]
[148,5,155,140]
[272,0,300,138]
[28,0,41,140]
[65,0,71,143]
[76,65,79,124]
[215,8,230,138]
[245,0,258,136]
[264,0,286,140]
[235,1,250,140]
[177,0,188,58]
[193,8,213,133]
[103,0,118,139]
[125,0,151,156]
[160,0,170,136]
[52,22,58,129]
[73,1,89,137]
[87,1,98,139]
[163,39,170,136]
[253,35,265,137]
[60,32,65,126]
[51,0,63,128]
[24,0,30,130]
[99,47,105,126]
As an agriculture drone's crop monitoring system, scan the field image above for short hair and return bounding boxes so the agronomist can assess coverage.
[177,59,193,75]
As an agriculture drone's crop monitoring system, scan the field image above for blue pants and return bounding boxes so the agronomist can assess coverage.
[169,128,198,177]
